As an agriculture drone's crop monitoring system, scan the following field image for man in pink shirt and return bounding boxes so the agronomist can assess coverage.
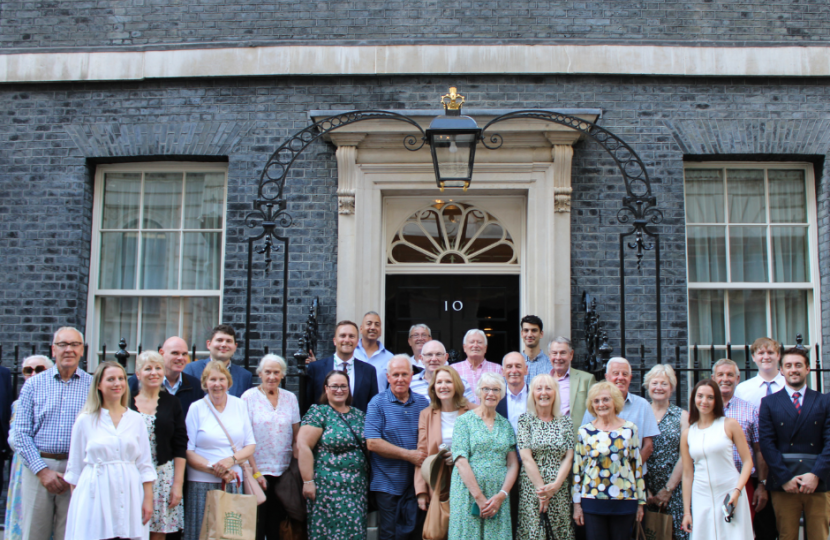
[452,329,503,404]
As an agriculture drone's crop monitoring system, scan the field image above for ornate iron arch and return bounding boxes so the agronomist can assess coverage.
[245,107,663,369]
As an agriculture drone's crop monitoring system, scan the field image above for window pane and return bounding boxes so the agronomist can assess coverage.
[185,173,226,230]
[728,169,766,223]
[728,290,767,346]
[729,226,768,282]
[99,232,137,289]
[771,290,809,345]
[772,227,809,282]
[140,232,180,289]
[688,289,726,345]
[182,297,220,348]
[143,173,183,229]
[685,169,724,223]
[99,297,138,353]
[686,226,726,282]
[769,170,807,223]
[141,297,181,351]
[102,173,141,229]
[181,232,222,290]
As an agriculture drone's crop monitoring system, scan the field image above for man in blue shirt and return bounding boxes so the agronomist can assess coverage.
[183,324,252,398]
[354,311,395,391]
[365,355,429,540]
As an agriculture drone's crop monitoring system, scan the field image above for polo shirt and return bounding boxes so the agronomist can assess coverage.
[354,339,395,391]
[364,389,429,495]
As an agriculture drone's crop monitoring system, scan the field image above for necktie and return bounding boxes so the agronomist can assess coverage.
[793,392,801,414]
[764,381,774,396]
[340,361,350,374]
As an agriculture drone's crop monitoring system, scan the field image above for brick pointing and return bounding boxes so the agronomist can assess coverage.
[0,75,828,385]
[2,1,830,51]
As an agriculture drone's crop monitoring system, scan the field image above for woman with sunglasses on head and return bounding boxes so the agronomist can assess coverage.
[3,355,52,540]
[297,370,368,540]
[448,372,519,540]
[680,379,753,540]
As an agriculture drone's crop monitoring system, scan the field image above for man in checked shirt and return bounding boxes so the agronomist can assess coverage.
[15,326,92,540]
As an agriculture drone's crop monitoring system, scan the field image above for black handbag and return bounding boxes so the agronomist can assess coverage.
[783,453,827,492]
[273,457,308,521]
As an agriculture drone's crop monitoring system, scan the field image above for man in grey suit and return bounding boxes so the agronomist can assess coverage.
[548,337,597,434]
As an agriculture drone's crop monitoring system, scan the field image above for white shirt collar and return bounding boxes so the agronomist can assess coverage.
[785,384,806,399]
[755,372,785,388]
[334,352,354,365]
[508,385,528,401]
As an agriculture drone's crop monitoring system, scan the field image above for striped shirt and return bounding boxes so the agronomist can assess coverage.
[523,351,553,384]
[364,389,429,495]
[452,359,503,404]
[15,365,92,474]
[723,396,759,474]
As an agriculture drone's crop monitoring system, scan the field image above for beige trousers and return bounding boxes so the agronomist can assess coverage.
[770,490,830,540]
[20,457,72,540]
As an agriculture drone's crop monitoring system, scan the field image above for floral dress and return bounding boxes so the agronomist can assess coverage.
[448,411,516,540]
[517,413,575,540]
[139,412,184,533]
[301,404,368,540]
[645,405,688,540]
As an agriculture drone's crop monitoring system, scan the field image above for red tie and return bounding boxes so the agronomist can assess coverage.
[793,392,801,414]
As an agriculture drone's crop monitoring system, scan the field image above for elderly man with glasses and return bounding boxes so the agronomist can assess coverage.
[14,327,93,540]
[409,340,477,403]
[407,324,432,369]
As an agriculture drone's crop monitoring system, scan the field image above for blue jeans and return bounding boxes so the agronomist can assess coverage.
[373,489,420,540]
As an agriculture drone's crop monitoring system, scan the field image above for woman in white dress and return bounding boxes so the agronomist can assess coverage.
[64,361,157,540]
[680,379,753,540]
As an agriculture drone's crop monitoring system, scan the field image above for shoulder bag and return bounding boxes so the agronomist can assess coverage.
[204,397,266,505]
[333,406,378,513]
[422,462,450,540]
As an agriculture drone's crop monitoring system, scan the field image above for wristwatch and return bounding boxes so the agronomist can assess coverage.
[759,479,767,487]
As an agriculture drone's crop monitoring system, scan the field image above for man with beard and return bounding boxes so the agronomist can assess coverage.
[759,348,830,540]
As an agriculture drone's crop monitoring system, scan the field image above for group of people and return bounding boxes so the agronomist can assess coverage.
[1,313,828,540]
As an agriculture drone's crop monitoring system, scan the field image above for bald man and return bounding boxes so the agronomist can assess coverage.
[128,336,204,415]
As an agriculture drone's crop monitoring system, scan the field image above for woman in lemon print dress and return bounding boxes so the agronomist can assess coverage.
[572,381,646,540]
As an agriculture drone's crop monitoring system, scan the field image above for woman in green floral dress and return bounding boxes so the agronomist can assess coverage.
[297,371,368,540]
[449,372,519,540]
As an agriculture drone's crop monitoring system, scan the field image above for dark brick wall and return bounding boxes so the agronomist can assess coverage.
[1,75,829,386]
[3,1,830,51]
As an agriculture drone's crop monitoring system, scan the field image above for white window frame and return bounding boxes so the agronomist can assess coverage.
[86,162,229,369]
[683,161,822,368]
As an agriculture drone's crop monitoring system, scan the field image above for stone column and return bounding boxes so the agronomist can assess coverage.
[332,135,365,322]
[546,138,575,339]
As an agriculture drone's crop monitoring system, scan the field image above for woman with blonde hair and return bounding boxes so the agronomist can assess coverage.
[517,374,575,540]
[573,381,645,540]
[415,365,472,510]
[64,361,157,540]
[130,351,187,539]
[184,360,256,540]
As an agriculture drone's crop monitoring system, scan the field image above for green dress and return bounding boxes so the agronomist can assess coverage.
[517,413,575,540]
[301,404,368,540]
[448,411,516,540]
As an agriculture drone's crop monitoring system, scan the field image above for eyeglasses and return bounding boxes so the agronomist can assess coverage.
[409,333,430,339]
[481,387,501,395]
[22,366,47,375]
[53,342,83,349]
[421,353,444,359]
[326,385,349,391]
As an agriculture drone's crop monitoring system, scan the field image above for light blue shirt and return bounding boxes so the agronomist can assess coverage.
[163,375,183,395]
[523,351,553,385]
[506,385,528,434]
[581,391,661,442]
[354,339,395,391]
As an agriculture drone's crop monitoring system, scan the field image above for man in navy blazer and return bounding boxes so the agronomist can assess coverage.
[759,347,830,540]
[183,324,252,398]
[306,320,379,413]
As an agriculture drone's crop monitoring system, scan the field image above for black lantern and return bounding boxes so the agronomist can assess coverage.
[425,88,482,191]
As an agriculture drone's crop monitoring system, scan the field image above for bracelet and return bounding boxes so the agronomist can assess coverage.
[499,490,509,498]
[303,480,315,485]
[252,472,262,480]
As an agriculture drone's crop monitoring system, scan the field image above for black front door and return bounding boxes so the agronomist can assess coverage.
[385,274,520,365]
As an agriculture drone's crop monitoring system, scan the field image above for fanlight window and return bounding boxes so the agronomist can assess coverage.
[389,203,517,264]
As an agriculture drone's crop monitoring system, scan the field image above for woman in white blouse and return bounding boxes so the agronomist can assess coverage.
[184,361,256,540]
[64,361,157,540]
[242,354,300,540]
[414,365,472,511]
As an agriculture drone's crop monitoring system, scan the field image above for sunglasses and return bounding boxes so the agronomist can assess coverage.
[22,365,47,375]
